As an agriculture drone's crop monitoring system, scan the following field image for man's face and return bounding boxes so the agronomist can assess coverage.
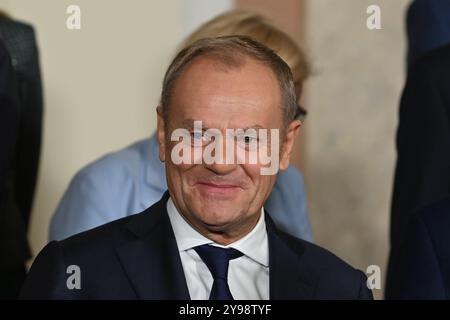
[157,56,299,243]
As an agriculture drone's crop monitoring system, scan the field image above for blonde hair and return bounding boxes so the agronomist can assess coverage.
[180,10,310,98]
[0,9,10,18]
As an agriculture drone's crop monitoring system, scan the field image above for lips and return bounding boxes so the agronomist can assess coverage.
[195,182,241,194]
[198,182,238,188]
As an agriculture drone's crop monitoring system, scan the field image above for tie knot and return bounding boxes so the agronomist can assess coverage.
[194,244,243,280]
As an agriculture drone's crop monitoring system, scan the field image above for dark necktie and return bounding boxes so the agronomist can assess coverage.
[194,244,244,300]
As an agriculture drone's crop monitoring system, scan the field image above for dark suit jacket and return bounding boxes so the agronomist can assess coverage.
[386,196,450,299]
[0,38,30,299]
[0,38,17,187]
[406,0,450,66]
[0,39,29,269]
[0,17,43,229]
[390,43,450,251]
[21,192,372,300]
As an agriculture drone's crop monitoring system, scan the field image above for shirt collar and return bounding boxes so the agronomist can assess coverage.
[166,197,269,267]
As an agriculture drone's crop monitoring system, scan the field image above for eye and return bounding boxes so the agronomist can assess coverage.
[191,131,204,141]
[236,133,258,151]
[190,130,211,146]
[246,136,255,143]
[242,135,257,144]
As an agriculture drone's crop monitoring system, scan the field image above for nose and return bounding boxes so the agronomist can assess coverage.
[204,162,238,175]
[202,133,239,175]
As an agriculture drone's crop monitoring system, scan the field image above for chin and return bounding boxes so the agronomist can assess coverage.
[196,206,240,227]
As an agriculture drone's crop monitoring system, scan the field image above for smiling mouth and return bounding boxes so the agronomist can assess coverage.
[195,182,241,194]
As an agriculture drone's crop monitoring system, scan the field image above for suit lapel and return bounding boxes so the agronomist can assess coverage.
[115,193,318,299]
[266,213,319,299]
[116,192,190,299]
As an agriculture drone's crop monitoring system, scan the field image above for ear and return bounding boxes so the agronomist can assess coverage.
[279,119,302,171]
[156,106,166,162]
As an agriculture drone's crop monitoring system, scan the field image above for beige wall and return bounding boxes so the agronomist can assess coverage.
[4,0,182,255]
[306,0,411,298]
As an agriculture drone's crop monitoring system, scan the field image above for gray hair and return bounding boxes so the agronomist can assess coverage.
[160,35,298,127]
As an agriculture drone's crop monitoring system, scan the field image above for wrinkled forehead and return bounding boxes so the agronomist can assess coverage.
[168,55,284,127]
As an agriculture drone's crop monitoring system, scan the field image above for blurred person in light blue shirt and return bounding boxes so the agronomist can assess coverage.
[49,10,313,242]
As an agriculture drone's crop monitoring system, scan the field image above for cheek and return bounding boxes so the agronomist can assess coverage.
[258,174,276,192]
[241,164,271,189]
[244,164,277,192]
[165,141,195,173]
[167,162,192,179]
[166,162,201,193]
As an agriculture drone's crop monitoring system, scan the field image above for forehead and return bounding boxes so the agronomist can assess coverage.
[169,55,283,128]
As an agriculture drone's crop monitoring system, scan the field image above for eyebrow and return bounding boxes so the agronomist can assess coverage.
[180,119,198,130]
[181,119,266,131]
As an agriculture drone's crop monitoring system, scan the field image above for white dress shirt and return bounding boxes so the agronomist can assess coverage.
[166,197,270,300]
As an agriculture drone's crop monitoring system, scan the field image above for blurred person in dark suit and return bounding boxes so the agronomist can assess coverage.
[406,0,450,66]
[0,10,42,299]
[388,44,450,298]
[0,38,30,299]
[0,11,44,231]
[387,1,450,298]
[386,196,450,299]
